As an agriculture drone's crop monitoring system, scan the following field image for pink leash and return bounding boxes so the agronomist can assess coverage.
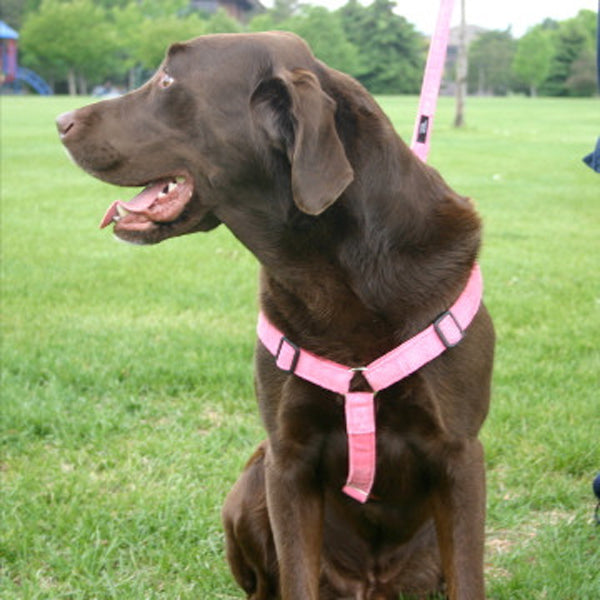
[410,0,456,162]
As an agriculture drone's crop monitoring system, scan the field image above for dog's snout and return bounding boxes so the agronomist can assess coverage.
[56,111,76,139]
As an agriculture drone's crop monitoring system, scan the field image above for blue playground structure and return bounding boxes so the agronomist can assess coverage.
[1,20,52,95]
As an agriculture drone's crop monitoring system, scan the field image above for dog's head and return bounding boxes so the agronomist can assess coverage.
[57,32,354,245]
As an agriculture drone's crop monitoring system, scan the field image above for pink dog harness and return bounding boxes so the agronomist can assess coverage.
[257,263,483,503]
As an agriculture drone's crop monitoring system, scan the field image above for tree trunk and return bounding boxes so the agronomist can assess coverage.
[454,0,467,127]
[67,68,77,96]
[478,67,486,96]
[77,73,88,96]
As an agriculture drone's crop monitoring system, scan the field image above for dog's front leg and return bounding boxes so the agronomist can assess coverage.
[432,438,486,600]
[264,443,323,600]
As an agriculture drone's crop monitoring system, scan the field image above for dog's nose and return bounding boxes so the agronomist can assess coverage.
[56,111,76,139]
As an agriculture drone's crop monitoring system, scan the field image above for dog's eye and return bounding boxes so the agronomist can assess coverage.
[159,73,175,89]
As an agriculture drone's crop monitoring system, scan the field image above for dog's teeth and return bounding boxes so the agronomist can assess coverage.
[116,204,128,217]
[157,191,167,199]
[168,181,178,193]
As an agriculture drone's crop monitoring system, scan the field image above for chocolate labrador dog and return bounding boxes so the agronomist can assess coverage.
[57,32,494,599]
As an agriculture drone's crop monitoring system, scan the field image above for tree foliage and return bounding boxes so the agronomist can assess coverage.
[468,30,517,95]
[250,6,361,76]
[540,10,597,96]
[133,15,207,70]
[13,1,600,97]
[468,10,597,98]
[1,0,27,29]
[20,0,118,93]
[512,27,553,96]
[18,0,239,93]
[338,0,423,93]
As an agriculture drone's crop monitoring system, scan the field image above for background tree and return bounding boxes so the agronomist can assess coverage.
[247,12,278,32]
[541,10,596,96]
[110,1,146,89]
[453,0,467,127]
[13,0,598,97]
[512,27,553,96]
[565,49,597,96]
[338,0,423,94]
[132,0,189,18]
[251,6,361,75]
[20,0,118,94]
[110,1,205,88]
[202,8,242,34]
[336,0,367,48]
[468,30,516,95]
[1,0,27,28]
[269,0,299,22]
[133,14,206,71]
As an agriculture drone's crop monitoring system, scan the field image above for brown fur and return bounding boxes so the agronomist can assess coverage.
[57,32,494,599]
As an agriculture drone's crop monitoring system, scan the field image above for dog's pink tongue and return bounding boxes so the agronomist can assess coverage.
[99,181,168,229]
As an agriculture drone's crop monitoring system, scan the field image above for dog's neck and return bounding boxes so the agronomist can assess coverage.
[217,119,481,362]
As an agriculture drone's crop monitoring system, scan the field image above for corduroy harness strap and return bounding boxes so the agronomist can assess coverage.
[257,263,483,503]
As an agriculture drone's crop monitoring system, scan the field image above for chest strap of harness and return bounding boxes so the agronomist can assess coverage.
[257,263,483,503]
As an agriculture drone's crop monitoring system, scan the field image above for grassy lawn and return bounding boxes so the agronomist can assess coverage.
[1,93,599,599]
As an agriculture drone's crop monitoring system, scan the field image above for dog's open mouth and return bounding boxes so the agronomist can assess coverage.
[99,173,194,232]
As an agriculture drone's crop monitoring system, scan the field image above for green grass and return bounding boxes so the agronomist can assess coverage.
[2,94,599,599]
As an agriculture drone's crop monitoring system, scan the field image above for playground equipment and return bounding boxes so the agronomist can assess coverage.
[14,66,53,95]
[1,20,52,95]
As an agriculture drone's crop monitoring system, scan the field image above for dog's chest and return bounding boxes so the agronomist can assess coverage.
[322,388,443,506]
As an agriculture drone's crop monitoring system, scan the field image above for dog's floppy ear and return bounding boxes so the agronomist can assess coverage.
[251,69,354,215]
